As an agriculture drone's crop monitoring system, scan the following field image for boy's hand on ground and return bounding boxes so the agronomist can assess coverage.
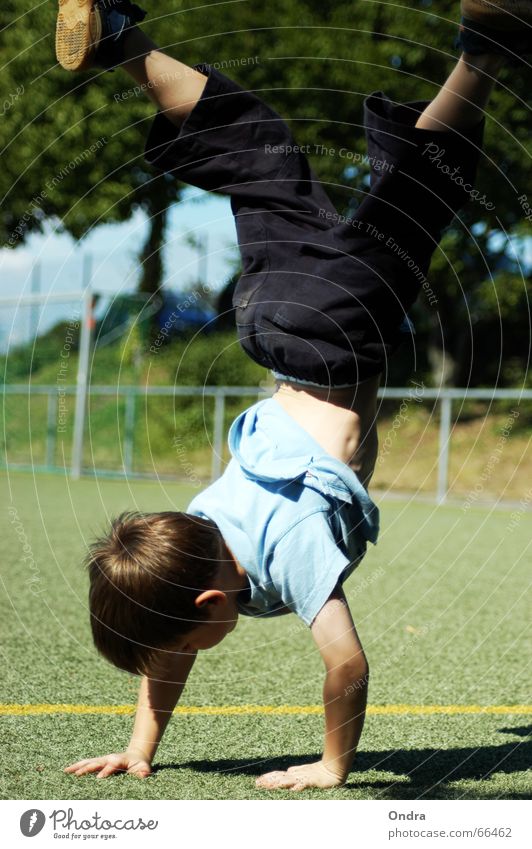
[64,750,152,780]
[256,760,345,792]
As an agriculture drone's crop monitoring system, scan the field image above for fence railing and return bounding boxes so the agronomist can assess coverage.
[2,383,531,503]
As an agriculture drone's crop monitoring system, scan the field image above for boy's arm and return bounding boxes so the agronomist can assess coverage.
[125,653,197,768]
[314,587,369,780]
[64,652,197,779]
[256,587,368,791]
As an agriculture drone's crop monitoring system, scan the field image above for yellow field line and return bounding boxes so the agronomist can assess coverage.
[0,703,531,717]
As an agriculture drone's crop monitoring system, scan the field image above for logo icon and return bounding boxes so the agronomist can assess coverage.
[20,810,46,837]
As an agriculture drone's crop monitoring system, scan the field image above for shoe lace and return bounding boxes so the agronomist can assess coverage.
[98,0,147,23]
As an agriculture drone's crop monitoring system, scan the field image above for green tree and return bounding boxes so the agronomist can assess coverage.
[1,1,530,383]
[0,1,174,327]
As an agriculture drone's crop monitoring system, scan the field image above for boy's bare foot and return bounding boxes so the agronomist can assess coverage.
[458,0,532,57]
[55,0,146,72]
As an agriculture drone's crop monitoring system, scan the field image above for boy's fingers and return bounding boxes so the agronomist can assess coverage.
[96,763,120,779]
[64,759,91,772]
[256,771,299,790]
[255,770,284,787]
[66,758,150,780]
[74,761,105,776]
[128,762,151,778]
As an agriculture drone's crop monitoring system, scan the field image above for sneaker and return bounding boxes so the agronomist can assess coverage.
[55,0,147,72]
[458,1,532,57]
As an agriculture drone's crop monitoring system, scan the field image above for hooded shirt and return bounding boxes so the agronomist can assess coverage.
[187,396,380,626]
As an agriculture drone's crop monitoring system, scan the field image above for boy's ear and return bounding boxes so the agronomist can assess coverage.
[194,589,227,609]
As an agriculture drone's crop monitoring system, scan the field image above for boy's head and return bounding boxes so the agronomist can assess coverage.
[86,511,242,675]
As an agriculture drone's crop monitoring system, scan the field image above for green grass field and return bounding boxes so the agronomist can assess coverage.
[1,472,530,800]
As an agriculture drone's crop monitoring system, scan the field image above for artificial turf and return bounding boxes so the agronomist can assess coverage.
[1,472,530,800]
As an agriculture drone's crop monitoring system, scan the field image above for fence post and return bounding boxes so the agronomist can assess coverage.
[30,262,41,344]
[71,287,93,479]
[45,392,57,470]
[211,392,225,482]
[437,394,452,504]
[124,392,136,475]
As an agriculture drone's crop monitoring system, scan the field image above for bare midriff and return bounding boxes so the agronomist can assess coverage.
[272,375,380,489]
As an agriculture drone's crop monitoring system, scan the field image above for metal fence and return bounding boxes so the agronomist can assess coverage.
[2,382,530,503]
[3,286,530,502]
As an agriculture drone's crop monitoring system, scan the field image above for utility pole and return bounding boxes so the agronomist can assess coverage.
[29,262,41,342]
[198,233,208,289]
[71,255,93,479]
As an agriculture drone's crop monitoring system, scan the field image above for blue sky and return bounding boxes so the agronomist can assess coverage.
[0,188,238,351]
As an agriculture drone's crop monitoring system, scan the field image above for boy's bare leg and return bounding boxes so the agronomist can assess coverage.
[416,52,504,131]
[120,28,207,126]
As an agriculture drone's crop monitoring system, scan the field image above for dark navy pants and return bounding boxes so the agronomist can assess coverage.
[145,64,484,387]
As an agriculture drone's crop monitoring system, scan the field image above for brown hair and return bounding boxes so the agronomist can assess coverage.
[86,511,221,675]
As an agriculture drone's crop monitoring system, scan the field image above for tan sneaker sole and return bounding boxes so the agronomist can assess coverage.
[461,1,532,32]
[56,0,103,71]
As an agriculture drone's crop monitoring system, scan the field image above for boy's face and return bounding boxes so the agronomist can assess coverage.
[179,613,237,653]
[177,586,240,654]
[169,538,248,655]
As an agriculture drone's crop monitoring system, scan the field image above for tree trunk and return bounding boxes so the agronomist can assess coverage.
[137,177,169,347]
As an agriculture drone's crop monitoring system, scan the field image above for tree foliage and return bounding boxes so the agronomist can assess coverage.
[1,0,530,384]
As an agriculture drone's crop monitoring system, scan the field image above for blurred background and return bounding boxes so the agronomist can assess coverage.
[0,0,530,500]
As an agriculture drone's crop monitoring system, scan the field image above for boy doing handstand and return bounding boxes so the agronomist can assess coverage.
[57,0,530,790]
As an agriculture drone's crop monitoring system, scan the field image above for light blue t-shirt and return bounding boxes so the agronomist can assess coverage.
[187,397,379,626]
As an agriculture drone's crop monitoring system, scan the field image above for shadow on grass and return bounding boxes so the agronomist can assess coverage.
[154,728,531,799]
[498,725,532,738]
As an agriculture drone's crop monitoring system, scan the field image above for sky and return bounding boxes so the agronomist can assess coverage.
[0,188,238,351]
